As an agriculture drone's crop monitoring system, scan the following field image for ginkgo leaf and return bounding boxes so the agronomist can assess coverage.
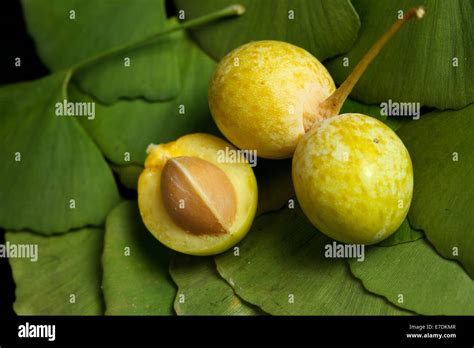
[216,206,411,315]
[397,104,474,278]
[326,0,474,110]
[21,0,180,103]
[102,201,176,315]
[170,255,263,315]
[73,33,218,166]
[349,239,474,315]
[7,228,104,315]
[174,0,360,61]
[0,72,119,234]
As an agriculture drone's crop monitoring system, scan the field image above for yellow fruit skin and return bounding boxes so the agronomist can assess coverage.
[209,40,335,159]
[138,133,258,256]
[292,114,413,245]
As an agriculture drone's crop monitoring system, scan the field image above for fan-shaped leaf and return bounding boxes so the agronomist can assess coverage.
[327,0,474,109]
[7,228,104,315]
[349,239,474,315]
[21,0,180,103]
[174,0,360,61]
[0,72,119,234]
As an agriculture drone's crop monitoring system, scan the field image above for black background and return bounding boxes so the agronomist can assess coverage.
[0,0,46,318]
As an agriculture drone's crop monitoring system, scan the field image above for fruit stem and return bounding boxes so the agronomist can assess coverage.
[318,6,426,120]
[71,4,245,74]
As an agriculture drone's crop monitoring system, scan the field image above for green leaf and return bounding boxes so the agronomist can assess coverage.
[111,164,143,191]
[397,104,474,278]
[349,239,474,315]
[174,0,360,61]
[21,0,180,103]
[340,98,404,131]
[377,219,424,247]
[0,73,119,234]
[170,255,263,315]
[73,33,218,166]
[102,201,176,315]
[326,0,474,109]
[7,228,104,315]
[215,206,410,315]
[255,159,294,215]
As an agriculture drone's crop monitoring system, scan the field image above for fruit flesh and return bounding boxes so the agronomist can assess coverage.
[138,133,258,256]
[292,114,413,245]
[209,40,335,159]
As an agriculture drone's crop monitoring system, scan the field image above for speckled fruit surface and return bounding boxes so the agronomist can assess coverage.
[292,114,413,244]
[138,133,258,255]
[209,40,335,159]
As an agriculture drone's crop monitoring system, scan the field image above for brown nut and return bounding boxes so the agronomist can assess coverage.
[160,156,237,235]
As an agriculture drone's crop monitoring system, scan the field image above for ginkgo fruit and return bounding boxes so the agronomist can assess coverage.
[210,6,425,244]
